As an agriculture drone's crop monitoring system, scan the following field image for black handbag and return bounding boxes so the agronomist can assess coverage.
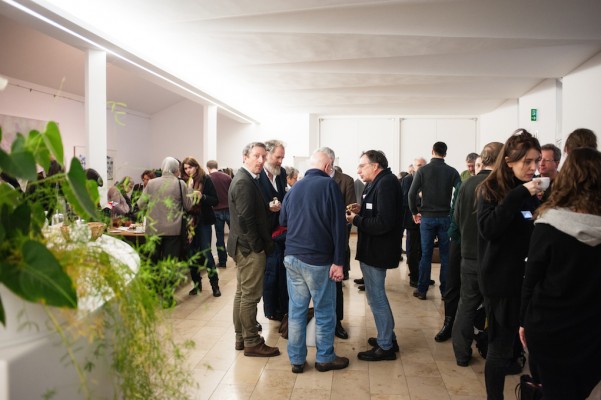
[515,374,543,400]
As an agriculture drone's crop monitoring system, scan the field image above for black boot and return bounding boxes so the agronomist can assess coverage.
[434,316,454,342]
[189,278,201,296]
[210,279,221,297]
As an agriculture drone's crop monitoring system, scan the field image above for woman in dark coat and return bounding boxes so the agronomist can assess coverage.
[476,129,542,399]
[181,157,221,297]
[520,147,601,400]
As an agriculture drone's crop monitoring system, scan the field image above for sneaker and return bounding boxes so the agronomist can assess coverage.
[357,346,396,361]
[367,337,399,352]
[315,356,349,372]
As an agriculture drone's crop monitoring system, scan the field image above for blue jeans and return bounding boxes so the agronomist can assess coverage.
[213,210,230,265]
[417,216,450,294]
[284,255,336,365]
[360,262,396,350]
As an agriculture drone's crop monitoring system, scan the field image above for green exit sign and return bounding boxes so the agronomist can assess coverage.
[531,109,537,121]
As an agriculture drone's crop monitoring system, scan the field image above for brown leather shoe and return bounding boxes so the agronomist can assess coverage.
[235,341,244,350]
[244,342,280,357]
[315,356,349,372]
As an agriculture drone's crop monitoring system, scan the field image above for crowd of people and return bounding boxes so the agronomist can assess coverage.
[99,127,599,399]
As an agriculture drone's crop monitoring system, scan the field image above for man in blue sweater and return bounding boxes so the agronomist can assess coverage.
[408,142,461,300]
[280,148,349,374]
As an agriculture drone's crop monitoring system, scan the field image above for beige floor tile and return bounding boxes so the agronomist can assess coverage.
[332,369,371,400]
[290,388,331,400]
[368,361,409,396]
[172,235,525,400]
[209,383,255,400]
[406,376,451,400]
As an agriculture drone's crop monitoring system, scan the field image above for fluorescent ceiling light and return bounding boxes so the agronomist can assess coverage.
[2,0,258,123]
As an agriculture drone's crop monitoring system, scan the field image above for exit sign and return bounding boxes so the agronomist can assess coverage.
[531,109,537,121]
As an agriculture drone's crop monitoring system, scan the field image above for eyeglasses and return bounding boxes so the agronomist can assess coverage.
[540,158,558,164]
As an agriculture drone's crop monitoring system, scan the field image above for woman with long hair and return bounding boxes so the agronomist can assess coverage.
[476,129,543,399]
[519,147,601,399]
[181,156,221,297]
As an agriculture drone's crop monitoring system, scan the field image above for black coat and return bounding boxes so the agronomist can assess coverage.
[477,179,539,298]
[353,168,403,269]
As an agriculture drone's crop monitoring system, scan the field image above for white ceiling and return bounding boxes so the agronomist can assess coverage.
[2,0,601,120]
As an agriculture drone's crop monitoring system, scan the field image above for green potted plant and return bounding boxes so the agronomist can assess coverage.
[0,122,195,399]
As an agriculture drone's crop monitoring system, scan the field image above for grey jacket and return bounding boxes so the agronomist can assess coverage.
[137,172,194,236]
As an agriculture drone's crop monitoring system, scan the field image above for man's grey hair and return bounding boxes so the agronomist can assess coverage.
[466,152,479,162]
[242,142,266,157]
[284,166,299,178]
[264,139,285,153]
[315,146,336,162]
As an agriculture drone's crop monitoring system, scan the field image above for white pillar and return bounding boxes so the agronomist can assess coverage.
[85,49,107,204]
[203,104,218,163]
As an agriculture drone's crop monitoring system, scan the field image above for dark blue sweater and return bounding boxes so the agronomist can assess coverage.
[280,169,346,266]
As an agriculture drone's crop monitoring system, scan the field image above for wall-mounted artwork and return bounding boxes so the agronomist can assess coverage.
[73,146,116,184]
[0,114,48,153]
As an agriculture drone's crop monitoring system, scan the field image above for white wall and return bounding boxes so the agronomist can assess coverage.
[319,117,398,177]
[150,100,204,169]
[518,79,560,146]
[0,79,151,186]
[400,118,476,173]
[562,52,601,143]
[479,99,519,146]
[106,110,151,183]
[0,80,85,162]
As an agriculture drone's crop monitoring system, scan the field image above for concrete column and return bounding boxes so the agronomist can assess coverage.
[203,104,217,163]
[85,49,107,204]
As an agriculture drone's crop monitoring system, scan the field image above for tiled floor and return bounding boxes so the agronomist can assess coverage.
[168,234,523,400]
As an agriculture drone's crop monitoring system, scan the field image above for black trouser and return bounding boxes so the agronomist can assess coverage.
[484,298,519,400]
[443,238,461,317]
[406,227,421,281]
[150,235,182,299]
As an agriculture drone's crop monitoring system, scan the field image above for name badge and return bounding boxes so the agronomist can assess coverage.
[366,203,373,210]
[521,210,533,219]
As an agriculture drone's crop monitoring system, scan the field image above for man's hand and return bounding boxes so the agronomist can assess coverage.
[269,198,281,212]
[412,213,422,224]
[345,211,356,224]
[347,203,360,214]
[329,264,344,282]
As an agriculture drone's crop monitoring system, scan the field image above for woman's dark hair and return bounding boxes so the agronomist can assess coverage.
[537,147,601,217]
[141,169,156,180]
[478,129,541,203]
[564,128,597,154]
[181,156,206,189]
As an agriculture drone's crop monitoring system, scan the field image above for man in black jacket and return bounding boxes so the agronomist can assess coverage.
[346,150,402,361]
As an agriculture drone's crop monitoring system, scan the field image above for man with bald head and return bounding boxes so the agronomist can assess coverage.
[280,148,349,373]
